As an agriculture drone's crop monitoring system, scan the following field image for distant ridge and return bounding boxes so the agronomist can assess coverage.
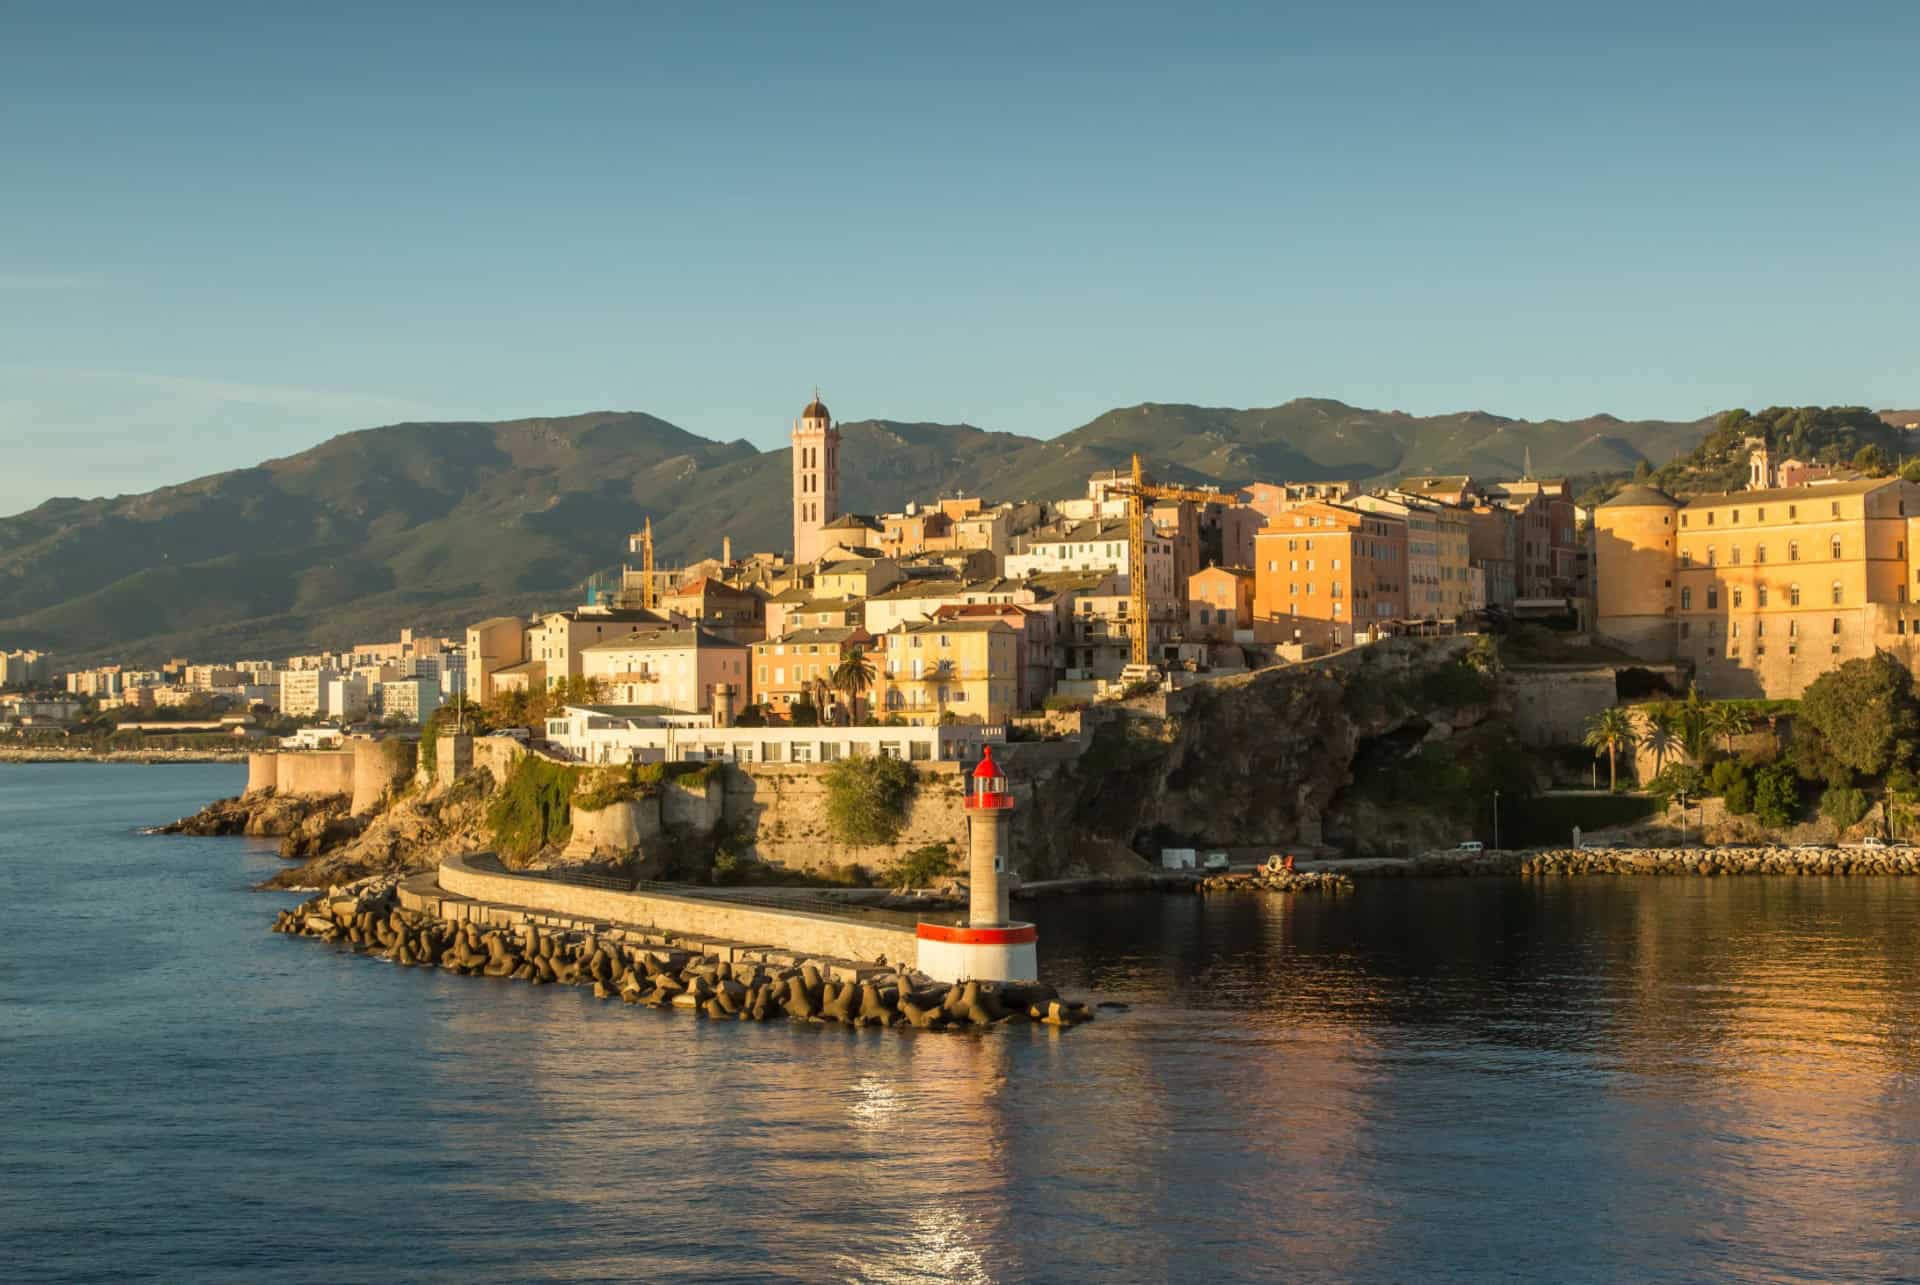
[0,399,1722,661]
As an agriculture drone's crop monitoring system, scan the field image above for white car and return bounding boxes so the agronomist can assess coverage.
[1202,852,1231,872]
[1456,840,1485,853]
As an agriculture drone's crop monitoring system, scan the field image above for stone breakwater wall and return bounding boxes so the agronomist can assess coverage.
[1312,846,1920,878]
[1512,846,1920,877]
[272,875,1093,1031]
[439,853,917,966]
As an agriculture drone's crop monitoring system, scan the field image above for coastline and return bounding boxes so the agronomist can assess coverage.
[0,748,249,765]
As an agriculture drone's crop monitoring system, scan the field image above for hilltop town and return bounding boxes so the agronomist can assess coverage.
[9,398,1920,757]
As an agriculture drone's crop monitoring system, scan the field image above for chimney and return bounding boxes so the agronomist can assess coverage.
[722,535,732,565]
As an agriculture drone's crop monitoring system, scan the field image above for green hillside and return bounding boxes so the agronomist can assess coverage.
[0,399,1722,663]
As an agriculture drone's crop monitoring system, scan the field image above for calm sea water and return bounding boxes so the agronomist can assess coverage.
[5,764,1920,1283]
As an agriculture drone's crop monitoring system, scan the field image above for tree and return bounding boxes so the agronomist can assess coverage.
[1705,702,1752,756]
[1820,785,1869,831]
[832,650,875,723]
[823,754,917,845]
[789,692,821,727]
[1639,704,1678,775]
[1675,686,1712,762]
[1753,762,1800,829]
[1797,653,1920,779]
[921,658,956,723]
[1583,706,1639,792]
[1853,444,1890,477]
[1466,633,1504,680]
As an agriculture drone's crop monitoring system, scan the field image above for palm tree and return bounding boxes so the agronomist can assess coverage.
[921,658,956,723]
[1706,702,1753,756]
[831,650,875,723]
[1676,686,1712,762]
[1584,706,1639,793]
[1639,704,1678,775]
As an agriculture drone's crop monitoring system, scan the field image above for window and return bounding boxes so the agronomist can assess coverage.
[1789,584,1801,606]
[1681,587,1692,610]
[1831,502,1840,517]
[1708,512,1716,526]
[1756,544,1766,564]
[1680,622,1690,639]
[1757,585,1768,607]
[1831,537,1843,559]
[1789,505,1797,518]
[1708,547,1717,566]
[1731,546,1742,565]
[1732,510,1741,523]
[1832,582,1843,605]
[1832,618,1842,635]
[1732,588,1743,608]
[1707,587,1720,610]
[1789,541,1799,561]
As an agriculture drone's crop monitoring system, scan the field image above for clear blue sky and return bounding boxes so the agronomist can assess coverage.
[3,1,1916,516]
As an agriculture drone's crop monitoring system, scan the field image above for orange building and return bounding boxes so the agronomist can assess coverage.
[1251,502,1408,647]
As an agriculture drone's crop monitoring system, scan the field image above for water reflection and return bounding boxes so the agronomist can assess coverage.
[13,768,1920,1285]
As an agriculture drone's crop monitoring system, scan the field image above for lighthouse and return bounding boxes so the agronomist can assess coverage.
[914,744,1039,983]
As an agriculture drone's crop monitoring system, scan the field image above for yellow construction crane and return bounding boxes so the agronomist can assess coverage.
[1111,453,1223,669]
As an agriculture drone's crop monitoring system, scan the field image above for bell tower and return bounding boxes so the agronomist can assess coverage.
[791,391,840,566]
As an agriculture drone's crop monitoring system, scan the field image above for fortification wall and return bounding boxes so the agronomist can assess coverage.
[246,753,278,794]
[437,853,917,966]
[274,751,356,798]
[723,761,972,878]
[351,740,416,815]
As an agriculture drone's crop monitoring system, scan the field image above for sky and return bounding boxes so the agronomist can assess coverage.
[2,1,1917,516]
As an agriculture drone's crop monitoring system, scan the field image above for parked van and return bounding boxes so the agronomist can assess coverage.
[1456,840,1485,853]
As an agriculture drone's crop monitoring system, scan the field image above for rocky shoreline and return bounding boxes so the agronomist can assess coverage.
[1511,845,1920,877]
[1195,869,1356,894]
[2,747,249,764]
[274,875,1097,1031]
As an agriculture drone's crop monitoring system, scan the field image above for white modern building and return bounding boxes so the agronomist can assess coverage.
[541,705,1003,767]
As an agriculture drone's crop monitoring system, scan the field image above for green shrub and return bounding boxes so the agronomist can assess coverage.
[1418,659,1494,708]
[1042,694,1090,712]
[823,754,917,845]
[1646,762,1706,807]
[1724,775,1754,815]
[892,842,958,888]
[1706,758,1746,797]
[1820,785,1870,830]
[486,756,583,858]
[1753,763,1801,829]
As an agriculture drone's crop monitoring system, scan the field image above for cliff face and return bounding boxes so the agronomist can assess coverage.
[1009,639,1510,875]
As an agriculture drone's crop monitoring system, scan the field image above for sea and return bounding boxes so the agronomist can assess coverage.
[5,763,1920,1283]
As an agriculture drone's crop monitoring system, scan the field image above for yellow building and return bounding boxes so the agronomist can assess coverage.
[751,626,872,720]
[874,619,1018,726]
[1595,477,1920,697]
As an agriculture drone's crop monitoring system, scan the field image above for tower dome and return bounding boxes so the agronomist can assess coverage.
[801,394,831,423]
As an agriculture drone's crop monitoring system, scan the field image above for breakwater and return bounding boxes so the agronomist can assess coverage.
[1512,845,1920,877]
[1302,845,1920,878]
[274,875,1094,1030]
[1195,869,1356,894]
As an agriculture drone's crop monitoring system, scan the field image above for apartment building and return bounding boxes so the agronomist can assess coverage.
[873,618,1019,726]
[1251,501,1409,648]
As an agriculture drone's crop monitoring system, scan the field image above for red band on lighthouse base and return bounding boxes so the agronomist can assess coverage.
[915,921,1037,945]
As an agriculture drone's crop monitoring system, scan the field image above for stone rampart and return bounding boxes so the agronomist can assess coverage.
[724,761,971,877]
[351,739,416,815]
[437,853,919,965]
[246,753,279,794]
[273,751,356,798]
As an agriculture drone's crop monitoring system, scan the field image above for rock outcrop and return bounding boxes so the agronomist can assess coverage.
[160,789,348,841]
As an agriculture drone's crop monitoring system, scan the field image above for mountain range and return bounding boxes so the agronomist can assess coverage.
[0,398,1727,663]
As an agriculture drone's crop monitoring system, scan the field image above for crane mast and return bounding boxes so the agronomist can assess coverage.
[1113,454,1223,669]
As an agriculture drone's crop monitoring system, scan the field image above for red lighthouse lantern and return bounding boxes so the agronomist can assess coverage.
[966,744,1014,812]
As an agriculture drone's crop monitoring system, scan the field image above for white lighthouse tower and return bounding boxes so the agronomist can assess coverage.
[914,745,1039,983]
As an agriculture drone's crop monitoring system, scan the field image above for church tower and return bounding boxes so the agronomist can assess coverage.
[791,392,840,566]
